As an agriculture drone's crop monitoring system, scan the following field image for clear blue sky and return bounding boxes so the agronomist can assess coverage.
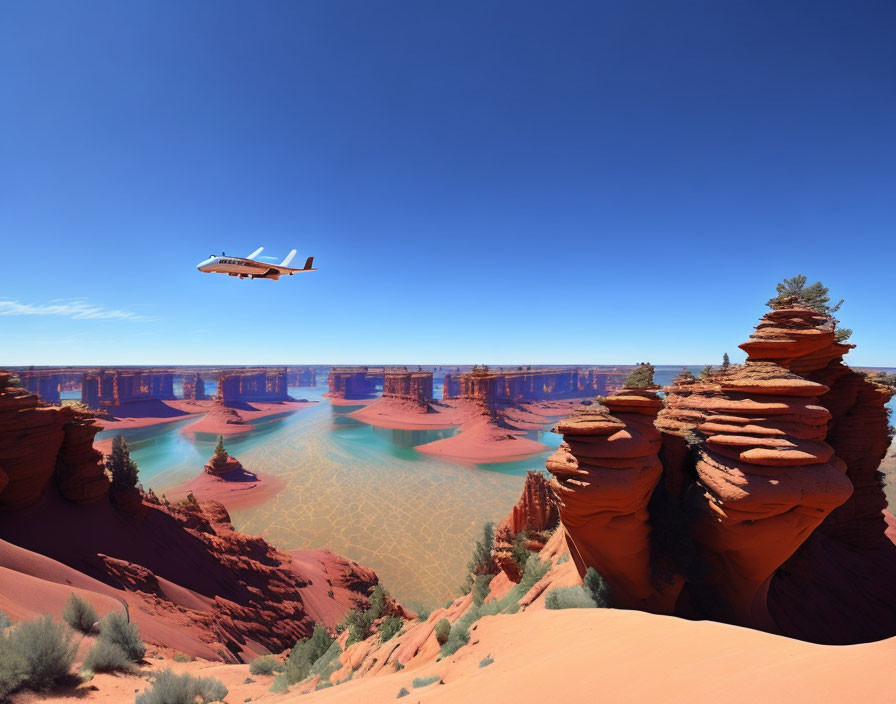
[1,1,893,366]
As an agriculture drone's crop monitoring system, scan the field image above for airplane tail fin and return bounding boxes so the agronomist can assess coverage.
[280,249,297,267]
[303,256,315,270]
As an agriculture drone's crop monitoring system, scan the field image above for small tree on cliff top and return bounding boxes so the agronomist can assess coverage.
[623,363,655,389]
[766,274,843,314]
[722,353,730,369]
[105,435,138,491]
[213,435,228,459]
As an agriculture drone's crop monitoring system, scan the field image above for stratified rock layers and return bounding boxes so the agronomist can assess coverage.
[547,305,895,643]
[547,391,681,612]
[492,471,559,581]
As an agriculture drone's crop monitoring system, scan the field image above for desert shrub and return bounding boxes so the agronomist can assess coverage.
[173,652,192,663]
[0,630,27,699]
[584,567,613,607]
[397,686,410,698]
[439,624,470,656]
[471,573,493,607]
[461,522,497,593]
[6,615,76,691]
[269,674,289,693]
[62,593,98,634]
[433,618,451,645]
[412,675,441,688]
[308,640,342,681]
[698,364,713,380]
[82,639,132,673]
[510,532,532,574]
[136,669,228,704]
[368,584,387,620]
[379,615,403,642]
[479,655,494,668]
[284,624,334,684]
[623,363,655,389]
[835,328,853,342]
[249,655,283,675]
[97,611,145,662]
[545,586,596,610]
[413,605,431,622]
[0,611,11,630]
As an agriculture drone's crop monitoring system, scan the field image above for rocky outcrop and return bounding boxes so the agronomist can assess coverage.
[327,367,382,400]
[659,362,853,628]
[547,390,681,613]
[204,452,244,476]
[546,304,896,643]
[181,373,207,400]
[0,372,108,510]
[492,471,559,581]
[382,370,433,406]
[217,368,289,403]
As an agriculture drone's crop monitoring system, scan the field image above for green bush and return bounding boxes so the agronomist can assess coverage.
[284,624,334,684]
[136,669,228,704]
[62,593,98,634]
[461,522,497,593]
[379,615,403,642]
[173,652,192,663]
[368,584,387,620]
[83,639,132,673]
[412,675,441,688]
[766,274,843,314]
[249,655,283,675]
[413,605,431,622]
[308,640,342,681]
[98,611,145,662]
[479,655,494,668]
[623,363,655,388]
[6,615,76,691]
[439,623,470,656]
[397,687,410,698]
[0,629,27,699]
[472,574,493,607]
[433,618,451,645]
[269,674,289,693]
[510,532,532,574]
[545,586,596,610]
[583,567,613,607]
[0,610,11,630]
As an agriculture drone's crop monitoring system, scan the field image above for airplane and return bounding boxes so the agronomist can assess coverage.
[196,248,317,280]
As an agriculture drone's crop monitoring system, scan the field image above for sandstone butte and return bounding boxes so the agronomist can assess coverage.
[0,371,384,662]
[549,304,896,643]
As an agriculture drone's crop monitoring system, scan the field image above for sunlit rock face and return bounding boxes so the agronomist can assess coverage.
[547,390,682,613]
[662,362,852,628]
[547,304,896,643]
[0,371,108,510]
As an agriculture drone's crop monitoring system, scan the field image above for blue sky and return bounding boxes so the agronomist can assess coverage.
[1,1,894,366]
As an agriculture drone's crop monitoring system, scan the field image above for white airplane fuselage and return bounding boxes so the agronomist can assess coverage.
[196,250,316,280]
[196,256,271,277]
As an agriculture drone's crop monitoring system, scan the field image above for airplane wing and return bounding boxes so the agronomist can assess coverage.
[247,247,264,260]
[261,256,317,277]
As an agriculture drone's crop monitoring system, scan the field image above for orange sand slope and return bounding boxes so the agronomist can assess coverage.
[296,609,895,704]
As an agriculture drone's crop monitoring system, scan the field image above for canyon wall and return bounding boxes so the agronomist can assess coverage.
[0,372,109,510]
[82,369,176,408]
[216,368,290,403]
[181,372,207,400]
[287,366,318,387]
[546,305,896,643]
[382,370,434,405]
[327,367,383,400]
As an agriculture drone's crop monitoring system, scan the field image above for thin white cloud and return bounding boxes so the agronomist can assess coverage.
[0,298,157,321]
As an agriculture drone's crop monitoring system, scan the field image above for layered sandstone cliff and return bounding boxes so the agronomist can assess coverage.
[492,471,559,580]
[546,305,896,643]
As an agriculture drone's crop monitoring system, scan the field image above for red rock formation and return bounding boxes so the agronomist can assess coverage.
[287,366,317,387]
[492,471,559,581]
[382,370,433,406]
[327,367,382,400]
[738,305,896,643]
[204,452,244,476]
[81,369,175,408]
[0,371,386,660]
[182,372,207,400]
[217,368,289,403]
[659,362,853,628]
[547,390,681,613]
[547,304,896,643]
[0,372,108,510]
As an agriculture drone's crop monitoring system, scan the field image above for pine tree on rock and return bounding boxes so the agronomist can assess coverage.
[105,435,139,491]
